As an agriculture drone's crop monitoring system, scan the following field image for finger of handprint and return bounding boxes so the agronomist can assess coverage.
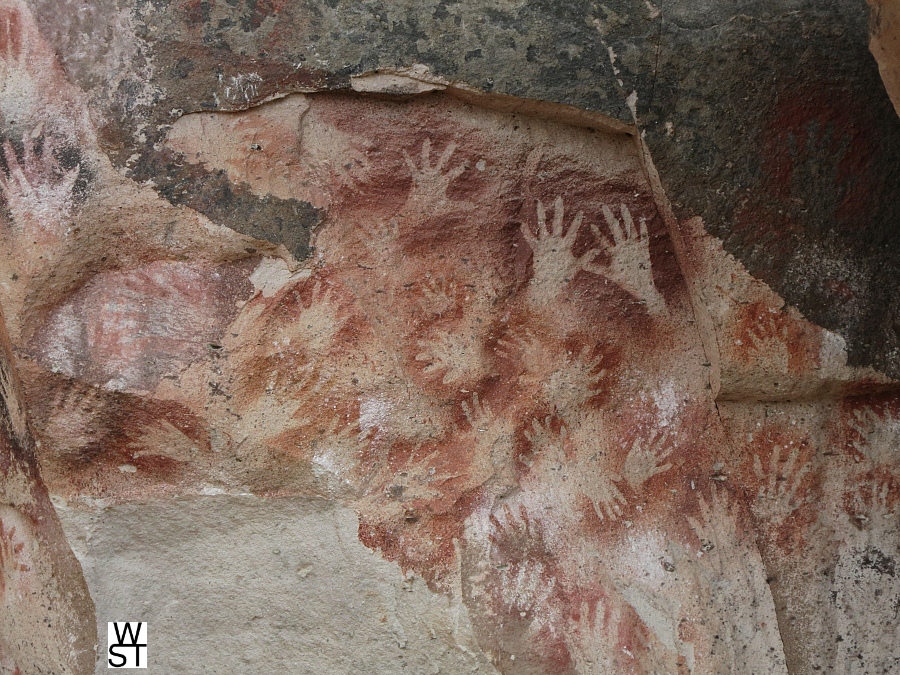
[518,221,537,248]
[420,138,432,169]
[21,137,35,171]
[565,211,584,243]
[552,196,565,236]
[524,147,543,176]
[447,163,466,182]
[461,400,474,425]
[1,140,17,172]
[402,151,418,175]
[602,204,624,243]
[653,462,673,478]
[436,141,458,172]
[536,200,547,233]
[576,248,599,270]
[878,482,890,507]
[782,447,799,479]
[620,204,636,240]
[785,466,810,505]
[2,13,15,63]
[471,391,482,415]
[639,217,649,241]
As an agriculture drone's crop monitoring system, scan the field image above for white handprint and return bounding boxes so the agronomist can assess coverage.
[589,203,666,315]
[415,328,483,385]
[621,428,674,490]
[848,405,900,467]
[751,443,811,527]
[832,480,900,674]
[525,416,626,522]
[418,274,459,317]
[402,138,470,214]
[521,196,597,304]
[462,391,516,481]
[282,280,346,356]
[543,345,607,412]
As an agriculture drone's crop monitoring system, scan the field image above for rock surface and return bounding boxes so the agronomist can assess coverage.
[0,308,95,674]
[0,0,898,673]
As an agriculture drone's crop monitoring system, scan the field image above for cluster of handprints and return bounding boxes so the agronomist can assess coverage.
[4,15,898,666]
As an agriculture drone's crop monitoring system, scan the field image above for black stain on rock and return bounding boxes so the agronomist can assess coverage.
[132,148,321,259]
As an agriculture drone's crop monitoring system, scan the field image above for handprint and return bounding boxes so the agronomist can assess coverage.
[418,274,458,317]
[621,428,674,490]
[543,345,608,411]
[415,328,483,385]
[0,506,32,598]
[521,196,597,304]
[524,415,563,453]
[461,392,517,493]
[0,126,80,242]
[848,405,899,467]
[462,391,493,433]
[233,362,326,449]
[567,596,624,673]
[488,505,562,635]
[283,280,346,356]
[751,443,811,527]
[381,446,466,505]
[402,138,470,214]
[495,328,546,370]
[305,416,372,489]
[589,203,666,315]
[526,416,626,522]
[580,463,627,522]
[745,309,790,354]
[846,479,895,526]
[832,479,900,674]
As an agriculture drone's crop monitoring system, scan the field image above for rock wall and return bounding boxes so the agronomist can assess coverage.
[0,0,898,673]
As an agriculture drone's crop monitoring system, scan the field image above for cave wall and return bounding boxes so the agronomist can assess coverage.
[0,0,899,673]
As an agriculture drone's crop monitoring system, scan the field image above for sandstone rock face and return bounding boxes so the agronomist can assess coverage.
[0,0,898,673]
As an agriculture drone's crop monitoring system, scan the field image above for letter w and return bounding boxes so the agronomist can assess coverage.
[113,622,143,645]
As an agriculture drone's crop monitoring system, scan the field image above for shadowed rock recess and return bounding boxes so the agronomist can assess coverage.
[0,0,898,673]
